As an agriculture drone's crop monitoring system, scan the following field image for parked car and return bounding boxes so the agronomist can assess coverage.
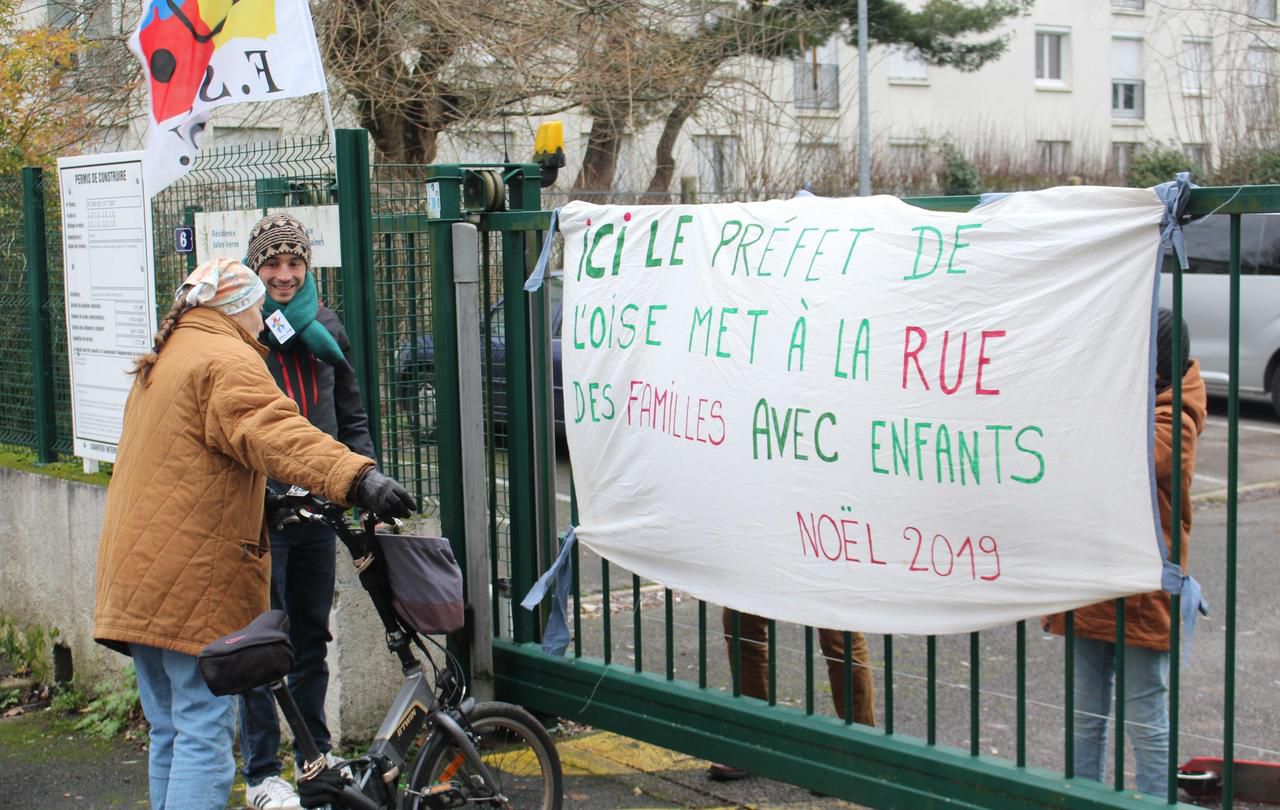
[1159,213,1280,416]
[393,273,565,443]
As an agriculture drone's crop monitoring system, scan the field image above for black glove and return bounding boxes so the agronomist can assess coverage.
[353,468,415,518]
[262,489,295,530]
[298,768,348,808]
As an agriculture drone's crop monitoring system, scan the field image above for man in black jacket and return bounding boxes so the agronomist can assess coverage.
[239,213,380,810]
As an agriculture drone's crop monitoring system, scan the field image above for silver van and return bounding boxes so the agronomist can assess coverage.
[1158,213,1280,416]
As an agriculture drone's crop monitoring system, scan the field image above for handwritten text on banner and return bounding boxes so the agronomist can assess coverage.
[560,186,1167,636]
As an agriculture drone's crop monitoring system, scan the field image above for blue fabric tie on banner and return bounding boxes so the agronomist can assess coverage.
[524,208,561,293]
[520,526,577,656]
[1152,170,1208,667]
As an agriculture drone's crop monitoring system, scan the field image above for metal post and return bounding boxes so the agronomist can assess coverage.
[424,166,469,675]
[857,0,871,196]
[452,221,494,701]
[22,168,55,463]
[335,129,382,458]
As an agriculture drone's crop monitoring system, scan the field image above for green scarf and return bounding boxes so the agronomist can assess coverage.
[261,274,346,365]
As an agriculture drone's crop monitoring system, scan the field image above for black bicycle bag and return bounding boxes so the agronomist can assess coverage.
[377,533,465,635]
[197,610,294,696]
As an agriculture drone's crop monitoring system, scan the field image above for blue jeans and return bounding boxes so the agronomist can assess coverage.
[131,644,237,810]
[239,520,337,784]
[1072,636,1171,796]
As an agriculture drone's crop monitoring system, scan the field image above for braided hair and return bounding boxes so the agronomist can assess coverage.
[130,296,192,385]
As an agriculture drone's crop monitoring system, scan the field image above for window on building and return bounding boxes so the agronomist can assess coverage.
[46,0,75,27]
[888,46,928,82]
[1111,142,1138,179]
[1035,30,1068,83]
[1112,0,1144,10]
[1182,143,1207,171]
[1248,0,1276,21]
[794,39,839,110]
[1111,37,1144,118]
[694,135,739,196]
[1181,38,1212,95]
[1245,47,1276,111]
[1037,140,1071,173]
[797,142,841,195]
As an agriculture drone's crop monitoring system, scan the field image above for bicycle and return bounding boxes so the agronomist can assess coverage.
[197,489,563,809]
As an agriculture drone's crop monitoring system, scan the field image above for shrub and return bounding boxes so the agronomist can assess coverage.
[1128,146,1198,188]
[939,141,981,196]
[1217,146,1280,185]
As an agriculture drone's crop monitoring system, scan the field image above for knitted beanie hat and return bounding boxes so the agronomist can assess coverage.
[245,213,312,272]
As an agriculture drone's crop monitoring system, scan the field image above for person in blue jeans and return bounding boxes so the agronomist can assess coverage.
[1044,308,1206,795]
[239,213,381,810]
[93,258,413,810]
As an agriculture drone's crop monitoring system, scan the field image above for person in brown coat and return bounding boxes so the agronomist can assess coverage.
[1043,308,1206,796]
[93,257,414,810]
[709,610,876,781]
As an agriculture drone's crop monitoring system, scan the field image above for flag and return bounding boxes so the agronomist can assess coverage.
[129,0,328,195]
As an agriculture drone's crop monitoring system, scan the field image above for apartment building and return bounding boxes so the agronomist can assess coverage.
[14,1,1280,196]
[658,0,1280,196]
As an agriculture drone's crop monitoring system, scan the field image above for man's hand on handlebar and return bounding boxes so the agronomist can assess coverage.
[352,468,415,519]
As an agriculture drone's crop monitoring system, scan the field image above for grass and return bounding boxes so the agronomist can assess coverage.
[0,445,111,487]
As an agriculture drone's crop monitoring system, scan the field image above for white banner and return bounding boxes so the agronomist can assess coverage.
[130,0,328,195]
[561,186,1167,636]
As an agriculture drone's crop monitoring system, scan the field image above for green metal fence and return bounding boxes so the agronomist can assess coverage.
[427,183,1274,809]
[2,134,1271,807]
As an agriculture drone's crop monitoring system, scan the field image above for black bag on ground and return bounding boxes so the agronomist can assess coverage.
[197,610,294,696]
[376,533,464,635]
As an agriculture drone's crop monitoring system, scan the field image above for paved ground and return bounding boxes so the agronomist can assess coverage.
[0,708,860,809]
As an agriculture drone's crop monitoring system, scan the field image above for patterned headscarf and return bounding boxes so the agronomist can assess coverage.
[245,213,312,272]
[177,257,266,315]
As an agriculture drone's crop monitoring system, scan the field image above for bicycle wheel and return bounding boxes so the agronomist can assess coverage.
[405,701,562,810]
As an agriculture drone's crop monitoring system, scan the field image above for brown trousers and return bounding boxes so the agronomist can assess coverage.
[722,608,876,727]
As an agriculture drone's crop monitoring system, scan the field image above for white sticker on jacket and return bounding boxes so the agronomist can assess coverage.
[265,310,296,343]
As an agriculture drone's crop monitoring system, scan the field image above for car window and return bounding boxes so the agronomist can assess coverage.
[547,274,563,338]
[1162,214,1280,276]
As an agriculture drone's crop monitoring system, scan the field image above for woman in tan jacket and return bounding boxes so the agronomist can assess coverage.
[93,258,413,810]
[1043,308,1206,797]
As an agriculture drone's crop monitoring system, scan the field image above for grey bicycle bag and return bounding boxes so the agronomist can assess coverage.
[196,610,294,696]
[376,533,465,635]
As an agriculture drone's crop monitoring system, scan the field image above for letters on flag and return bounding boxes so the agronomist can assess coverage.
[130,0,328,195]
[561,186,1168,636]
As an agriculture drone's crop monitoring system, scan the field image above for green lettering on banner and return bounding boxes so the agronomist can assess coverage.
[733,223,765,276]
[1011,425,1045,484]
[784,227,818,278]
[841,228,874,274]
[669,215,694,266]
[713,220,743,267]
[757,226,790,277]
[905,225,944,280]
[645,305,667,346]
[645,220,663,268]
[715,307,738,359]
[870,420,888,474]
[807,228,840,281]
[947,223,983,275]
[688,307,713,355]
[585,224,614,279]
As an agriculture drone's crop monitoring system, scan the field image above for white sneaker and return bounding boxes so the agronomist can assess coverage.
[245,774,302,810]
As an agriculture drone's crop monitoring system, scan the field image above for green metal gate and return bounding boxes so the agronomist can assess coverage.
[420,177,1275,809]
[2,132,1272,808]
